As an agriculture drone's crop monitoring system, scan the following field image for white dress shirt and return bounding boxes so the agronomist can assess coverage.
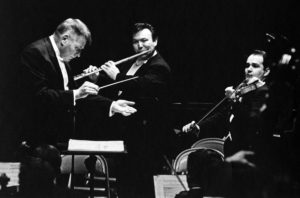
[49,35,115,115]
[126,50,157,76]
[49,35,69,91]
[49,35,77,105]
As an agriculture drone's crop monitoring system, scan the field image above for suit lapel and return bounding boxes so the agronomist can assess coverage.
[65,62,76,89]
[44,37,65,89]
[134,53,159,76]
[120,60,135,74]
[134,62,148,76]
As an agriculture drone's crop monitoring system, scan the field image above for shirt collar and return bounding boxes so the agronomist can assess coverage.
[49,35,64,61]
[136,50,157,65]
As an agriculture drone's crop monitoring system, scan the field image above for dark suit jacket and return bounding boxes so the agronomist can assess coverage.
[115,52,171,102]
[200,84,269,157]
[98,51,172,153]
[99,51,171,114]
[19,37,112,146]
[194,83,276,173]
[227,84,269,155]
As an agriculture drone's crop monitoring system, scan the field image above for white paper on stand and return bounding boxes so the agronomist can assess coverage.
[68,139,125,152]
[0,162,20,187]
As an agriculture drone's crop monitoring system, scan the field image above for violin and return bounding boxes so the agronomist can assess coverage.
[229,79,262,100]
[235,80,260,96]
[181,79,263,135]
[236,83,258,95]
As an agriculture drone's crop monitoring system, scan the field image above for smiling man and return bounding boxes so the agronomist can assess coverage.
[85,22,172,198]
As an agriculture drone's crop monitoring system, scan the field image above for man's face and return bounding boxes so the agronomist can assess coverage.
[132,28,157,58]
[245,54,268,82]
[59,31,86,62]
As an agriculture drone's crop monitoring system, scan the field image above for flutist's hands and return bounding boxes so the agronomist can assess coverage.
[84,65,99,82]
[101,61,120,80]
[74,81,99,100]
[111,100,137,116]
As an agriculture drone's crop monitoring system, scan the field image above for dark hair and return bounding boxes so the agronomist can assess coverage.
[187,149,223,188]
[132,22,158,41]
[34,144,62,175]
[19,157,56,197]
[18,145,62,198]
[187,149,230,197]
[54,18,92,46]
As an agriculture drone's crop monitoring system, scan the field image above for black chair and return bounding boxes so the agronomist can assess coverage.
[60,154,116,198]
[173,138,225,174]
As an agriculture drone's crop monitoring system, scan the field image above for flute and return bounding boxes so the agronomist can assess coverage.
[74,49,151,81]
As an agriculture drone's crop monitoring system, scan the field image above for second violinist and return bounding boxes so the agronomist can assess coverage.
[182,50,272,197]
[183,50,271,160]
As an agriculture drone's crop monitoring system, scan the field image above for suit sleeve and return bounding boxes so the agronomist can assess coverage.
[20,47,74,107]
[20,47,113,111]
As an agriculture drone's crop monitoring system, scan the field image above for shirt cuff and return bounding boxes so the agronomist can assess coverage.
[109,101,115,117]
[73,91,76,106]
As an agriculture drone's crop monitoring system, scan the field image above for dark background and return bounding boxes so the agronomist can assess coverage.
[0,0,299,160]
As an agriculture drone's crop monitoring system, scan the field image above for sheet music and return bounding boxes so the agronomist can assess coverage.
[0,162,20,187]
[153,175,189,198]
[68,139,125,152]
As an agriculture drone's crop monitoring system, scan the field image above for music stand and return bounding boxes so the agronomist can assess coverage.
[62,139,127,198]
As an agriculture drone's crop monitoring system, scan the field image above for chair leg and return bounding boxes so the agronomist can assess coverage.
[84,155,97,198]
[67,174,72,189]
[99,155,111,198]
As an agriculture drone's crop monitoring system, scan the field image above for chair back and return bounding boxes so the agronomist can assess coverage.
[173,148,200,174]
[191,138,224,155]
[60,155,105,174]
[173,142,225,174]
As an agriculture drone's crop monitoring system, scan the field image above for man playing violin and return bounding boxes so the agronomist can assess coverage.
[183,49,270,159]
[224,50,270,156]
[182,50,273,197]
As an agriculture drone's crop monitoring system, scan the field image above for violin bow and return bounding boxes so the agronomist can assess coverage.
[187,79,247,137]
[163,155,188,191]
